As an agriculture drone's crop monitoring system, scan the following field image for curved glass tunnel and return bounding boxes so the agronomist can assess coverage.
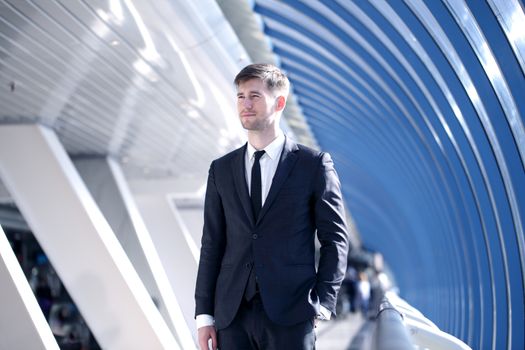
[0,0,523,349]
[253,1,524,349]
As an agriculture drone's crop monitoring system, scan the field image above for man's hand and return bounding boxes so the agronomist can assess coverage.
[198,325,217,350]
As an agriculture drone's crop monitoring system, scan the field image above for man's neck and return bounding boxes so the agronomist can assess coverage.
[248,128,282,150]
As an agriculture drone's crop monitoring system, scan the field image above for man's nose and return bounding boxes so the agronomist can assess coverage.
[243,98,253,109]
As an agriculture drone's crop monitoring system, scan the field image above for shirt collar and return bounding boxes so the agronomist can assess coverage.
[247,132,285,161]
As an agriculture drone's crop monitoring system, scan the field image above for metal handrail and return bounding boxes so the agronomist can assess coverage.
[372,298,414,350]
[374,292,472,350]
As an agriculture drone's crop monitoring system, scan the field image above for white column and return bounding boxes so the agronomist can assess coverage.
[0,124,179,350]
[74,157,195,348]
[171,194,205,250]
[130,178,203,336]
[0,225,59,350]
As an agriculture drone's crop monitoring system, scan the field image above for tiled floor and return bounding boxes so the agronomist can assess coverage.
[316,313,366,350]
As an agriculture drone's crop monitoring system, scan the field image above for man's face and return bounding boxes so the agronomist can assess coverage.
[236,78,281,132]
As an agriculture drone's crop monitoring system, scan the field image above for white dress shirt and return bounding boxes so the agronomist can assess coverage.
[245,132,285,205]
[197,133,330,329]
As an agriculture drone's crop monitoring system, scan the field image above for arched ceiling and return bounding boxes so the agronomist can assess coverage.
[0,0,251,182]
[249,1,524,349]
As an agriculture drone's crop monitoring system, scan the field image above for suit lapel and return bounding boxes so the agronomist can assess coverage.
[231,144,255,226]
[257,137,299,224]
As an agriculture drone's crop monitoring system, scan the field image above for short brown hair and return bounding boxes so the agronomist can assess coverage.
[234,63,290,96]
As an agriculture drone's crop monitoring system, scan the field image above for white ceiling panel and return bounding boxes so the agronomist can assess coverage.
[0,0,259,185]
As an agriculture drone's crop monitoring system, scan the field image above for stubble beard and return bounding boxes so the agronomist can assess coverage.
[240,116,266,131]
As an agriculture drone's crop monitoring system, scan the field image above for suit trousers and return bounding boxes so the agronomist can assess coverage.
[217,294,316,350]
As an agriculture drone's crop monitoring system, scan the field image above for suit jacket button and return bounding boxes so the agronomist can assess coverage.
[252,234,258,239]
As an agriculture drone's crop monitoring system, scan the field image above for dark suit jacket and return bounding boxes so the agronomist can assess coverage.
[195,136,349,329]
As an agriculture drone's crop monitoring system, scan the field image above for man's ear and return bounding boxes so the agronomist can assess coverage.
[275,95,286,112]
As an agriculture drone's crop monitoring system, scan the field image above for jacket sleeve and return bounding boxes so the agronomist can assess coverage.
[194,161,226,317]
[314,152,350,316]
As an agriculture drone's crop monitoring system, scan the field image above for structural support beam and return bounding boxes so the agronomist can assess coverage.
[0,124,179,350]
[0,225,59,350]
[74,156,195,347]
[130,178,201,334]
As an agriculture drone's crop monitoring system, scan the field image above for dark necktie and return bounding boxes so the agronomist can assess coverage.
[244,150,265,301]
[250,150,265,220]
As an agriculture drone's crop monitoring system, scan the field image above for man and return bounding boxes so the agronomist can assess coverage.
[195,63,349,349]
